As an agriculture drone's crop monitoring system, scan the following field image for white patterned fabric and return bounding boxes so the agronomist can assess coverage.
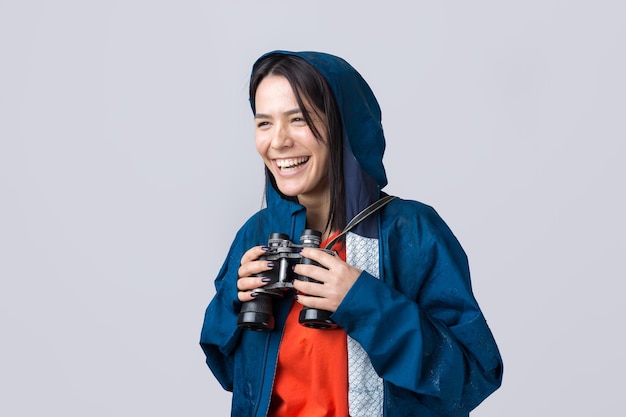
[346,232,384,417]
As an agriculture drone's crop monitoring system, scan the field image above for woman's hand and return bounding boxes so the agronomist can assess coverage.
[237,246,273,302]
[292,247,362,313]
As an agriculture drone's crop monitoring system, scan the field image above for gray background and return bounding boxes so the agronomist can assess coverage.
[1,1,624,415]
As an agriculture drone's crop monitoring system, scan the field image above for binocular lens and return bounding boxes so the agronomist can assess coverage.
[237,293,275,331]
[299,307,338,329]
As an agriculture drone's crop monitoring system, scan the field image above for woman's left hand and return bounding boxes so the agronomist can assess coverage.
[292,247,362,313]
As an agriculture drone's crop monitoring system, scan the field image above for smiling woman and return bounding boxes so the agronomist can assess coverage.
[199,51,503,417]
[253,75,331,232]
[250,53,346,239]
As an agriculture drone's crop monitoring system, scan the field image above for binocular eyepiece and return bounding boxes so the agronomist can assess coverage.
[237,229,338,331]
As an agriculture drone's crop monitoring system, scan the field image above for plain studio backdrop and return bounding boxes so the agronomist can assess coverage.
[1,1,624,416]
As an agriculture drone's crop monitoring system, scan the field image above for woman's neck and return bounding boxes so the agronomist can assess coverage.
[298,194,331,239]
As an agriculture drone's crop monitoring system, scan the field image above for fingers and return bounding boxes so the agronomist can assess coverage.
[238,277,271,302]
[238,246,272,278]
[292,249,362,313]
[237,246,274,302]
[292,248,344,284]
[292,279,326,297]
[236,247,361,307]
[240,245,269,267]
[294,293,340,313]
[298,247,338,269]
[237,276,270,291]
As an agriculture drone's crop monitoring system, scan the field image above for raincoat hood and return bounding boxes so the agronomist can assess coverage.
[250,50,388,237]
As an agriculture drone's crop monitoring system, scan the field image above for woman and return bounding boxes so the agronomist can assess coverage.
[200,51,503,417]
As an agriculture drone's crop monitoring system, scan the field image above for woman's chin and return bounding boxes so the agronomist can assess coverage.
[276,186,301,198]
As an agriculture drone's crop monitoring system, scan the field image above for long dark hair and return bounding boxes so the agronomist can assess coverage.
[249,53,346,234]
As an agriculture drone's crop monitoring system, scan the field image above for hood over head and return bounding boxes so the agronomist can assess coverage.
[250,50,388,238]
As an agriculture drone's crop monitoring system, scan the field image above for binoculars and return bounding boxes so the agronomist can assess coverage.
[237,229,338,331]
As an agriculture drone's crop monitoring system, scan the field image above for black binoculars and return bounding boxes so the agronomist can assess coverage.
[237,229,338,331]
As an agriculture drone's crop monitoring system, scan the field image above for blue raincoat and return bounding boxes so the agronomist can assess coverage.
[200,51,503,417]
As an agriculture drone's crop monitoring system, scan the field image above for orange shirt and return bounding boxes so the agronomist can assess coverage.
[268,237,348,417]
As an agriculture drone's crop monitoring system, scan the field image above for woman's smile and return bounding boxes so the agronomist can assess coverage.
[274,156,311,173]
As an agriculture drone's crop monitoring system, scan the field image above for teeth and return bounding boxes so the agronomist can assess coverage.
[276,157,309,169]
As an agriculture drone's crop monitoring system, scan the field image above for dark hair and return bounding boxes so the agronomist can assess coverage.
[249,53,346,234]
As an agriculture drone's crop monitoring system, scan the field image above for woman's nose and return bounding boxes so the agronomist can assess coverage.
[271,124,293,149]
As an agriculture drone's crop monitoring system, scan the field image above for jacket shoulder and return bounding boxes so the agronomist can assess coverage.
[381,197,450,233]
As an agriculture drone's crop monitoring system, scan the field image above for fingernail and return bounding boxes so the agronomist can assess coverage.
[261,277,272,283]
[294,295,299,301]
[267,262,275,268]
[261,246,270,251]
[251,292,258,298]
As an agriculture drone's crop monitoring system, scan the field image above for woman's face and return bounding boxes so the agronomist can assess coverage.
[254,75,330,205]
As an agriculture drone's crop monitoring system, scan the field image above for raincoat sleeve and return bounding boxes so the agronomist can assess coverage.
[199,232,246,392]
[331,202,503,414]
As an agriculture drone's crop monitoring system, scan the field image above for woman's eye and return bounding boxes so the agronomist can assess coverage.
[292,117,306,124]
[256,121,270,128]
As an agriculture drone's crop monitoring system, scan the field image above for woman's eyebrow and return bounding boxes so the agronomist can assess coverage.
[254,108,302,119]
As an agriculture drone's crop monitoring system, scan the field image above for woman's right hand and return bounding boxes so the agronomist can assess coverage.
[237,246,274,302]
